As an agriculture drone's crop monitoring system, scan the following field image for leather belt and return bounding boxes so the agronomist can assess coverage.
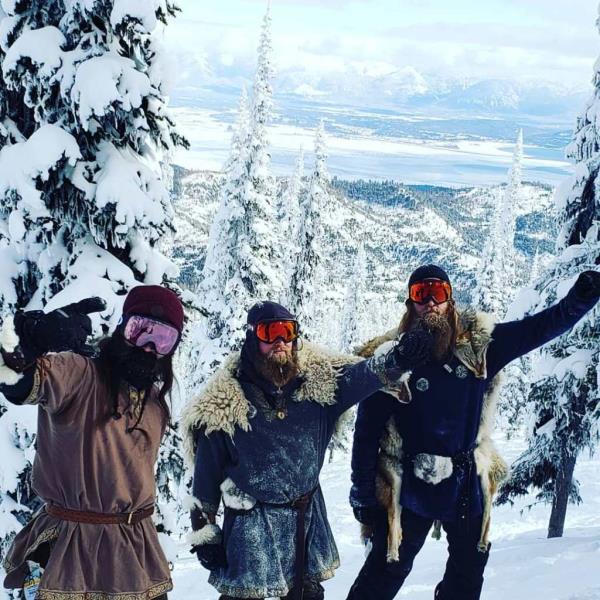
[46,504,154,525]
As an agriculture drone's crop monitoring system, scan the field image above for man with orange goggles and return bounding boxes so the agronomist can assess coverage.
[347,264,600,600]
[183,300,414,600]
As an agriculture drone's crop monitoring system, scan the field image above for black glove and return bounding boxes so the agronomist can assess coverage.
[572,270,600,301]
[377,328,433,384]
[191,543,227,571]
[13,297,106,362]
[353,506,384,529]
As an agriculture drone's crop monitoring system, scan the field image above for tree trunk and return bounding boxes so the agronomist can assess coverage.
[547,451,577,538]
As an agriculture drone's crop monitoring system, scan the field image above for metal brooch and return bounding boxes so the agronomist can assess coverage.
[416,377,429,392]
[455,365,469,379]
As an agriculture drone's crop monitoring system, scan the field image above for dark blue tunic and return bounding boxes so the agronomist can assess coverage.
[350,288,597,522]
[192,354,384,597]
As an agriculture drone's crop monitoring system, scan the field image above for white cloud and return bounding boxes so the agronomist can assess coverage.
[165,0,599,94]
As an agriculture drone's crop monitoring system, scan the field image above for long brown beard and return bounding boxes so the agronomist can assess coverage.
[413,311,454,362]
[253,347,300,387]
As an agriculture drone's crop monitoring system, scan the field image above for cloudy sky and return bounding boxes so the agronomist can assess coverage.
[164,0,599,92]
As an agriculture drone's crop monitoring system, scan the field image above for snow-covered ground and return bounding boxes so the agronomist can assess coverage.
[170,433,600,600]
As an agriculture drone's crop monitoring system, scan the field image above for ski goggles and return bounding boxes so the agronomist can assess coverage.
[123,314,181,356]
[253,319,299,344]
[409,279,452,305]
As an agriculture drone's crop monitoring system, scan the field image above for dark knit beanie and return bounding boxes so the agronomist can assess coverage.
[123,285,184,332]
[246,301,296,325]
[408,264,451,288]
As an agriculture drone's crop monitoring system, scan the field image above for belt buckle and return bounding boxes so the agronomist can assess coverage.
[127,512,134,525]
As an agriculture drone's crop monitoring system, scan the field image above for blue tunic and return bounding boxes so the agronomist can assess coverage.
[350,288,597,522]
[191,352,384,598]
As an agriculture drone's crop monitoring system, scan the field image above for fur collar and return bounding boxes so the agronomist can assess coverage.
[356,307,495,379]
[181,342,360,464]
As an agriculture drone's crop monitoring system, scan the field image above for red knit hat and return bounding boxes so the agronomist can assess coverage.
[122,285,184,332]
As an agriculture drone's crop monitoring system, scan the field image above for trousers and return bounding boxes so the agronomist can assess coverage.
[346,508,489,600]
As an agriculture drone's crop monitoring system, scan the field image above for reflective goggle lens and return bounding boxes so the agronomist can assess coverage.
[123,315,180,355]
[409,280,452,305]
[254,320,299,344]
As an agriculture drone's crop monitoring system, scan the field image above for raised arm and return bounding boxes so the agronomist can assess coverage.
[332,328,433,419]
[487,271,599,379]
[0,297,105,405]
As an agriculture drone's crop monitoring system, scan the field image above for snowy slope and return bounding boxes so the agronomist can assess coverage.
[167,432,600,600]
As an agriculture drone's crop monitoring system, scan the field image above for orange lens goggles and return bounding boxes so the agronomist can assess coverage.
[254,320,299,344]
[409,279,452,305]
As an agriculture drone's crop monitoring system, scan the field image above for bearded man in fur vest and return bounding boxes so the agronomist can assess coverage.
[182,301,413,600]
[346,264,600,600]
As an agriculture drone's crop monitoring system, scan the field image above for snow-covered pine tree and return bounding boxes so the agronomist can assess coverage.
[188,6,283,393]
[496,21,600,536]
[472,130,522,316]
[279,147,304,274]
[288,122,329,340]
[0,0,186,558]
[340,242,369,352]
[498,249,544,436]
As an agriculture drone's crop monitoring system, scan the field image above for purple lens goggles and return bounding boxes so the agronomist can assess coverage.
[123,314,180,356]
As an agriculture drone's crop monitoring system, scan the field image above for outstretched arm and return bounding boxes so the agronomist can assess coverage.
[487,271,599,379]
[332,328,433,419]
[0,297,105,405]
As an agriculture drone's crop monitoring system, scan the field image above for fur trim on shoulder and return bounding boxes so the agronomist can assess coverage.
[180,342,361,465]
[295,342,362,406]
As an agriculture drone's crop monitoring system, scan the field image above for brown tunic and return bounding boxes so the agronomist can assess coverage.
[3,352,173,600]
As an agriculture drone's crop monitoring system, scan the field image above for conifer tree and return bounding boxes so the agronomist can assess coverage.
[340,243,369,352]
[189,6,283,392]
[472,130,523,316]
[279,148,304,270]
[497,27,600,537]
[0,0,186,557]
[288,123,329,340]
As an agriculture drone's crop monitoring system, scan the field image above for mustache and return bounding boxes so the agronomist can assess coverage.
[254,346,299,386]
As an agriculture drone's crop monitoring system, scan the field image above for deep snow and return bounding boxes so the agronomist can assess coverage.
[169,433,600,600]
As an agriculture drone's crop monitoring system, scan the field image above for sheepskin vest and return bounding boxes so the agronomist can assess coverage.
[182,343,360,504]
[358,309,509,557]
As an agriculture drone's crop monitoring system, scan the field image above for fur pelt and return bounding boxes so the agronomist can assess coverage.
[181,342,361,466]
[358,308,509,560]
[187,523,222,546]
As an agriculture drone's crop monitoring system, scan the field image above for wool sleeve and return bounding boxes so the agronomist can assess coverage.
[486,287,598,379]
[330,358,387,419]
[349,391,398,508]
[191,427,231,520]
[14,352,89,414]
